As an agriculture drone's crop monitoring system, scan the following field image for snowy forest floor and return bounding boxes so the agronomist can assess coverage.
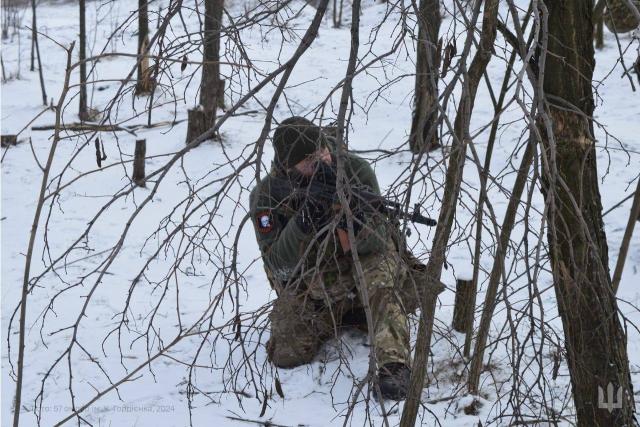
[1,0,640,426]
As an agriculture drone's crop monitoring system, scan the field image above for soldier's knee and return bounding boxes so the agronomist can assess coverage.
[267,336,318,369]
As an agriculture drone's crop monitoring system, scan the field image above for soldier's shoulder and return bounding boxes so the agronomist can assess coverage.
[250,174,270,205]
[249,171,283,209]
[345,150,368,166]
[345,151,375,176]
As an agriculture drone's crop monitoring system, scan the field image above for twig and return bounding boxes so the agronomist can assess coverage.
[613,178,640,293]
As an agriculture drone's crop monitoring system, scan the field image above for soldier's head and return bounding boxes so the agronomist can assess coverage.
[273,116,330,177]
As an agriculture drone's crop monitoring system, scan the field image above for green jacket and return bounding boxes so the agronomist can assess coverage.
[249,151,388,286]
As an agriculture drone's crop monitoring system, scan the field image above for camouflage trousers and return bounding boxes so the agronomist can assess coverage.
[266,251,411,369]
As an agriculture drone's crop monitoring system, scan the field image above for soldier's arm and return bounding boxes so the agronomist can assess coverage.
[347,154,388,254]
[249,184,313,283]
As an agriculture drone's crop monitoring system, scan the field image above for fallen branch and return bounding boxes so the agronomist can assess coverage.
[31,119,186,134]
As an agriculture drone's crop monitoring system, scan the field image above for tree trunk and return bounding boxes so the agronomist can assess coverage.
[135,0,155,95]
[133,139,146,187]
[452,278,474,333]
[409,0,440,153]
[401,0,499,424]
[30,0,35,71]
[79,0,88,121]
[540,1,635,425]
[612,178,640,293]
[31,0,47,106]
[186,0,223,144]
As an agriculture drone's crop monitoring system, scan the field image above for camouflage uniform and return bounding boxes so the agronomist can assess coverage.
[249,150,411,369]
[604,0,640,34]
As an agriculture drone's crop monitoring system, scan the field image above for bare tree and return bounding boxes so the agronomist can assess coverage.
[135,0,155,95]
[538,0,635,424]
[79,0,89,121]
[409,0,440,153]
[185,0,224,143]
[30,0,47,106]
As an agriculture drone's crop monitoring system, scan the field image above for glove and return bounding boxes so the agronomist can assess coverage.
[337,208,365,236]
[313,161,337,187]
[295,194,333,234]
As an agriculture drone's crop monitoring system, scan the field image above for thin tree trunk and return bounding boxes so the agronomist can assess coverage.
[30,0,47,105]
[133,139,147,187]
[1,54,6,82]
[612,178,640,293]
[12,43,76,427]
[401,0,499,424]
[185,0,223,143]
[467,139,535,393]
[409,0,440,153]
[135,0,154,95]
[539,1,635,424]
[594,0,605,49]
[30,0,36,71]
[79,0,88,121]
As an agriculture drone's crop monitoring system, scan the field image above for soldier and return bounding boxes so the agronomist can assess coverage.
[249,116,416,400]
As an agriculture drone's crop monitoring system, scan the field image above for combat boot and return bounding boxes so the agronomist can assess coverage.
[376,362,411,400]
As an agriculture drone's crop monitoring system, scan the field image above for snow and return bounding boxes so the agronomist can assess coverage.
[1,0,639,426]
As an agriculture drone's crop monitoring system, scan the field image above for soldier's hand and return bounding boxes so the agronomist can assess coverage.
[337,208,365,236]
[296,195,333,234]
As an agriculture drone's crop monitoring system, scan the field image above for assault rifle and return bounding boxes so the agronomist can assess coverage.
[269,166,437,227]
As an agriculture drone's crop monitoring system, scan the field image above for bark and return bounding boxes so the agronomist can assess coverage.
[594,0,605,49]
[79,0,88,121]
[409,0,440,153]
[452,278,474,333]
[185,0,223,143]
[539,1,635,424]
[29,0,48,106]
[30,0,36,71]
[135,0,155,95]
[133,139,146,187]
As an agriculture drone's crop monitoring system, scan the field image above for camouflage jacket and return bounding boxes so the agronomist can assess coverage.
[249,151,388,289]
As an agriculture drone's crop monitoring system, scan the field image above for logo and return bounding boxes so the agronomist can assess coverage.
[598,383,623,413]
[256,210,273,233]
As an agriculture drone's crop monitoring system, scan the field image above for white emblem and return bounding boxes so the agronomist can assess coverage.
[260,215,270,228]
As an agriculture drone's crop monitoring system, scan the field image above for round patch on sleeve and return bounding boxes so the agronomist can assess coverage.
[256,210,273,233]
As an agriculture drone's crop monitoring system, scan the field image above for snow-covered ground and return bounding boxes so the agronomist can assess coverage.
[1,0,639,426]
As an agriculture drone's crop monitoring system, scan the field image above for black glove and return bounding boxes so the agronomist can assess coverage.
[313,161,337,187]
[295,194,333,234]
[337,207,366,236]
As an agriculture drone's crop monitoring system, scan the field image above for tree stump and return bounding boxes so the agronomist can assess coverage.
[185,108,215,144]
[132,139,146,187]
[452,278,474,333]
[1,134,17,147]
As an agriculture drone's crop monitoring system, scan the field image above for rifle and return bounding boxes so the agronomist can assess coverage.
[268,165,437,227]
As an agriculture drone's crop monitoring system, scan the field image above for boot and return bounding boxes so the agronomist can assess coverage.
[376,362,411,400]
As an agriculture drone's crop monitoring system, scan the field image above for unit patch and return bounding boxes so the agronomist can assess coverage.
[256,210,273,233]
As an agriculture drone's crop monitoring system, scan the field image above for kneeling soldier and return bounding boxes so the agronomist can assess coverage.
[250,116,413,400]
